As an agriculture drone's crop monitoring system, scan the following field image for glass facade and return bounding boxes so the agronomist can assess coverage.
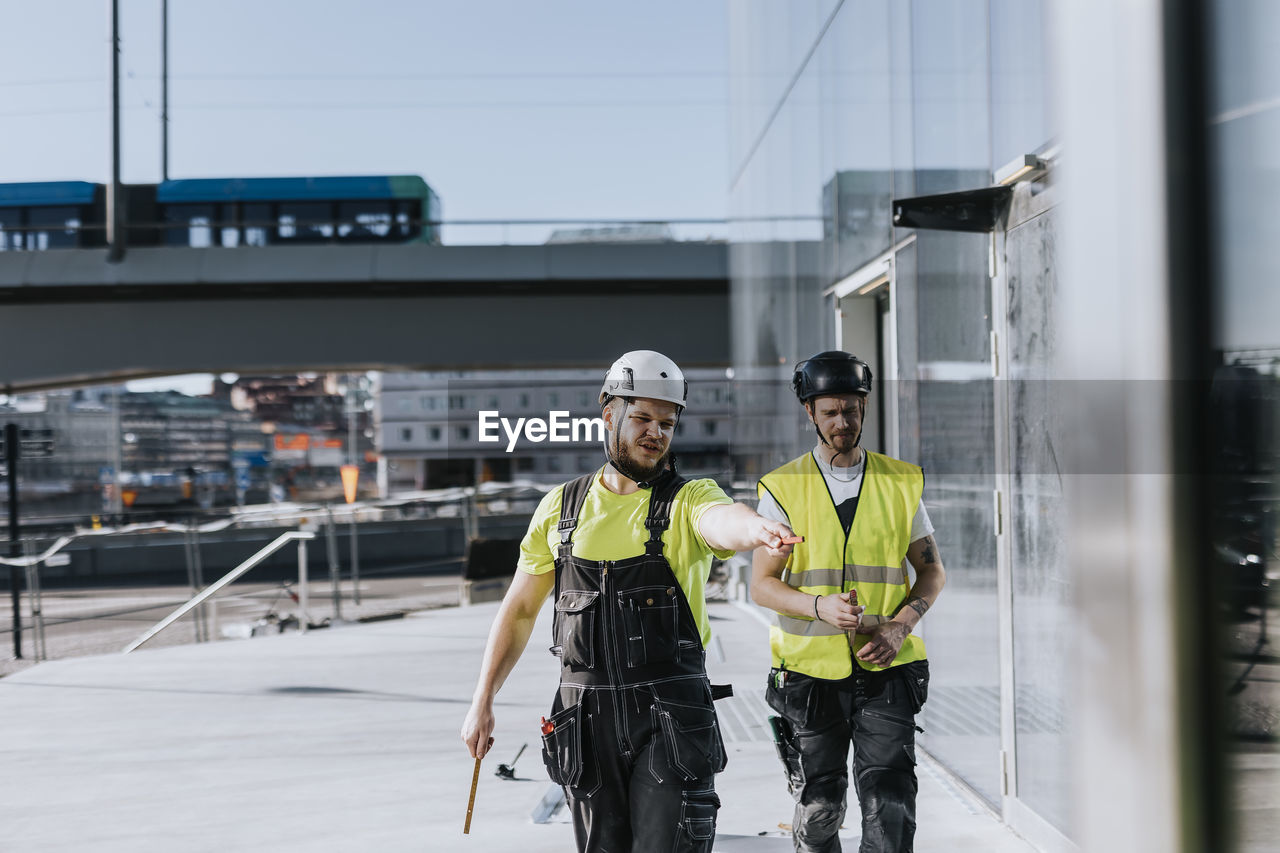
[1209,1,1280,848]
[730,0,1064,835]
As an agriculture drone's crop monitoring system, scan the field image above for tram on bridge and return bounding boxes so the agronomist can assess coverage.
[0,174,441,251]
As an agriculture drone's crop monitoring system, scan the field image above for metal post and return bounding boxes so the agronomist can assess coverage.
[109,384,123,518]
[346,373,358,469]
[325,504,342,622]
[160,0,168,181]
[6,422,22,659]
[346,375,362,606]
[192,524,207,641]
[348,511,360,606]
[22,539,45,662]
[106,0,125,263]
[297,537,309,634]
[182,528,200,642]
[464,492,479,543]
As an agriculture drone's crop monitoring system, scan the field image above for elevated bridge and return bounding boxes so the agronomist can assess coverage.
[0,242,728,392]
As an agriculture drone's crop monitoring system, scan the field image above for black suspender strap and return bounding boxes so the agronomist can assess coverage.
[643,471,687,555]
[556,473,595,561]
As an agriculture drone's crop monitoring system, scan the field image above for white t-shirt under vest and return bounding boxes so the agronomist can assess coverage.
[756,447,934,544]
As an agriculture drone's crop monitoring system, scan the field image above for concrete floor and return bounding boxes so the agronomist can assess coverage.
[0,598,1038,852]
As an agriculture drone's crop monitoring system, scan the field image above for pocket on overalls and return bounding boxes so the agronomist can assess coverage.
[904,663,930,715]
[764,669,820,729]
[653,693,727,781]
[767,714,806,797]
[618,585,679,667]
[552,590,597,669]
[540,701,585,788]
[677,791,720,851]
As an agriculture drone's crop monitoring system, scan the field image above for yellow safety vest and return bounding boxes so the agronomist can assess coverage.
[758,451,926,678]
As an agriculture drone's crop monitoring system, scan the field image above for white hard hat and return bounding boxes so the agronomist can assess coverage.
[598,350,688,409]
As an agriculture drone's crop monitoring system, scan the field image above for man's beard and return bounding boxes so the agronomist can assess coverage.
[828,430,859,450]
[608,437,669,485]
[819,426,862,462]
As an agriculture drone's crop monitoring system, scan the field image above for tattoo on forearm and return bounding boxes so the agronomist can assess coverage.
[899,594,930,619]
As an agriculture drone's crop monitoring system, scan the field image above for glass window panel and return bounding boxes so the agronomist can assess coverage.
[1209,1,1280,848]
[911,383,1000,806]
[989,0,1051,169]
[243,203,270,246]
[394,202,416,238]
[278,202,333,242]
[1006,207,1069,831]
[29,206,81,249]
[338,201,392,239]
[900,231,1002,805]
[164,204,210,247]
[909,1,990,184]
[0,210,18,250]
[188,216,212,249]
[826,1,893,279]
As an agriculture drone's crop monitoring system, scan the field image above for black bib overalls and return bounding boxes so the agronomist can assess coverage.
[539,471,726,853]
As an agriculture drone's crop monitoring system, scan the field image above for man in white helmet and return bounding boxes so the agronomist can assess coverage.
[462,350,798,852]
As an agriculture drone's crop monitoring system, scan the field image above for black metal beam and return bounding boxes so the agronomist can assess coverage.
[891,185,1013,233]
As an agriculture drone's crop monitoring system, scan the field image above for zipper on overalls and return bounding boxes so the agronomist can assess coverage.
[599,559,632,758]
[597,560,618,684]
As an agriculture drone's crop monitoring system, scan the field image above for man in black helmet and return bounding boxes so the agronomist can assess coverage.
[462,350,798,852]
[749,351,947,853]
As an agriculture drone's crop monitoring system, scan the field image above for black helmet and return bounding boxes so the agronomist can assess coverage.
[792,351,873,402]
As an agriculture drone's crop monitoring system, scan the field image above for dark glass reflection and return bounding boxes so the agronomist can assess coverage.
[1209,1,1280,848]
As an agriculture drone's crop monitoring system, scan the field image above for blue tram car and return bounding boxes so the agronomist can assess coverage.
[157,175,441,247]
[0,175,441,250]
[0,181,104,250]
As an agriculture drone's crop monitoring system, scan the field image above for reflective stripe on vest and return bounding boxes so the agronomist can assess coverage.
[758,450,926,679]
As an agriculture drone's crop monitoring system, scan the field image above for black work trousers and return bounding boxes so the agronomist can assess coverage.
[542,680,724,853]
[766,661,929,853]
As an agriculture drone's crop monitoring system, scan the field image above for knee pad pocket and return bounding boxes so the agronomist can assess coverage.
[677,791,719,851]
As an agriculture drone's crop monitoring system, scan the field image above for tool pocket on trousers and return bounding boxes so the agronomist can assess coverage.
[767,715,806,797]
[904,664,930,715]
[618,585,679,667]
[540,702,585,788]
[677,792,720,851]
[551,590,597,669]
[765,669,820,729]
[653,696,727,781]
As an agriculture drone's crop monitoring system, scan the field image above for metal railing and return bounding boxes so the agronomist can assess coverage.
[0,213,829,248]
[122,530,313,654]
[0,485,542,670]
[0,517,239,661]
[0,216,736,248]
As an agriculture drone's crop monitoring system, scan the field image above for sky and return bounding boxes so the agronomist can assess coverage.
[1,0,729,232]
[1,1,731,395]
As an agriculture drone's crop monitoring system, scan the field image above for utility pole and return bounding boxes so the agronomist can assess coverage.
[160,0,169,181]
[106,0,125,263]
